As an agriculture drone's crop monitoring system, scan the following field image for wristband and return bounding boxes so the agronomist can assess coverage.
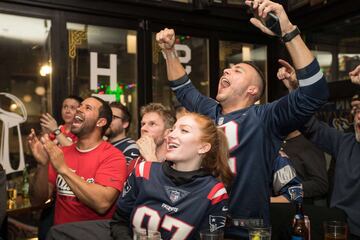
[282,26,300,43]
[53,128,61,136]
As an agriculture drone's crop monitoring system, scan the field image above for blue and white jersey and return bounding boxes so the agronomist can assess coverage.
[117,162,229,240]
[112,137,140,165]
[272,154,302,202]
[169,59,328,237]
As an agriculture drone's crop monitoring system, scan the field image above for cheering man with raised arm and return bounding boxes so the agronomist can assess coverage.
[156,0,329,238]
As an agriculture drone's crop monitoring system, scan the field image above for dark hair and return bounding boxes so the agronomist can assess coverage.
[90,96,112,136]
[243,61,266,100]
[185,112,233,187]
[65,95,84,105]
[109,102,132,132]
[140,103,175,130]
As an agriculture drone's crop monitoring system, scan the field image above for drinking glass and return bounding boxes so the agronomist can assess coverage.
[248,226,271,240]
[323,221,348,240]
[199,229,224,240]
[6,181,17,210]
[133,229,161,240]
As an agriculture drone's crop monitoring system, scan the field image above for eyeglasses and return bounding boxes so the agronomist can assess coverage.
[112,115,124,120]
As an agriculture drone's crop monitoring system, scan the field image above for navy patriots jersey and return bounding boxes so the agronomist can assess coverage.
[169,59,328,237]
[112,137,140,165]
[272,154,302,202]
[117,161,229,240]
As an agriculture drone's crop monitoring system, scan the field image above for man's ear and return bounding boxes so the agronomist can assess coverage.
[247,85,259,97]
[123,121,130,130]
[198,143,211,154]
[96,118,107,127]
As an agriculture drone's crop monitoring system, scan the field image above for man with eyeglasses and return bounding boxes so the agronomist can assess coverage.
[106,102,140,165]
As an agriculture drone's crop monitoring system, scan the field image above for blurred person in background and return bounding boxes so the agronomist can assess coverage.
[40,95,83,146]
[105,102,139,165]
[278,60,360,239]
[127,103,175,174]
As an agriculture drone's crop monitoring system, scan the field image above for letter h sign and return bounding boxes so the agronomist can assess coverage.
[90,52,117,102]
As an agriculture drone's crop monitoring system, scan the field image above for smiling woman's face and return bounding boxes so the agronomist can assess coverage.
[165,115,209,164]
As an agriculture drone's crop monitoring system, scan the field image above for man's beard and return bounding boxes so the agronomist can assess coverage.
[108,127,124,140]
[355,129,360,143]
[72,120,97,138]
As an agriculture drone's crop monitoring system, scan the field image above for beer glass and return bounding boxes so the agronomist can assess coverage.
[133,229,161,240]
[6,181,17,210]
[323,221,348,240]
[248,226,271,240]
[199,229,224,240]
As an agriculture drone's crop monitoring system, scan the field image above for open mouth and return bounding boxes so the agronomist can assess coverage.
[72,114,84,127]
[167,143,179,150]
[220,77,230,88]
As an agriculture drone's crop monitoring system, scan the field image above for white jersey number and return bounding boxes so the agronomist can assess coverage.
[132,206,194,240]
[219,121,239,174]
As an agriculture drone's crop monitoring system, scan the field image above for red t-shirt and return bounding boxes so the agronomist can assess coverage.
[48,141,126,225]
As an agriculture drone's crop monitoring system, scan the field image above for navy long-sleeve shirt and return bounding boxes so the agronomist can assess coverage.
[302,117,360,237]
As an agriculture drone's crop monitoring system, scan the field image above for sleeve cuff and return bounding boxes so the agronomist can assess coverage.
[169,74,190,89]
[296,59,324,87]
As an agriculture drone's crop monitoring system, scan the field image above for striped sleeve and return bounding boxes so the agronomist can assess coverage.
[296,58,329,100]
[135,161,151,180]
[207,183,229,205]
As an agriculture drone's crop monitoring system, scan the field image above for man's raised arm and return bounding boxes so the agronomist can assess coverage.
[246,0,313,69]
[155,28,186,81]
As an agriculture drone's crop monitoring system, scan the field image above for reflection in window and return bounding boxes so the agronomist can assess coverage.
[0,13,51,173]
[312,50,333,82]
[338,53,360,81]
[219,41,267,103]
[227,0,244,5]
[66,23,138,138]
[152,34,209,108]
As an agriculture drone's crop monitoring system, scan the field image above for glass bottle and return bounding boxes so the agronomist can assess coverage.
[22,163,30,206]
[291,202,309,240]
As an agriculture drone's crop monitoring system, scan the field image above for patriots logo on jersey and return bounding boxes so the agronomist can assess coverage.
[165,186,189,203]
[56,174,75,197]
[122,180,132,197]
[209,215,226,231]
[288,185,303,202]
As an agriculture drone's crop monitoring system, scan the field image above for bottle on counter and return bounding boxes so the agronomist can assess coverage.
[22,163,30,206]
[291,202,310,240]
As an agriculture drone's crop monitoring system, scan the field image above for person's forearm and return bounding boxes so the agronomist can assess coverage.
[59,167,119,214]
[55,133,73,146]
[285,34,314,70]
[271,195,290,203]
[163,48,186,81]
[30,164,51,206]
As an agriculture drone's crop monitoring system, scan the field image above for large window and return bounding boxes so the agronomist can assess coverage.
[152,33,209,108]
[219,41,267,103]
[66,23,138,137]
[0,13,51,174]
[311,50,333,82]
[338,53,360,81]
